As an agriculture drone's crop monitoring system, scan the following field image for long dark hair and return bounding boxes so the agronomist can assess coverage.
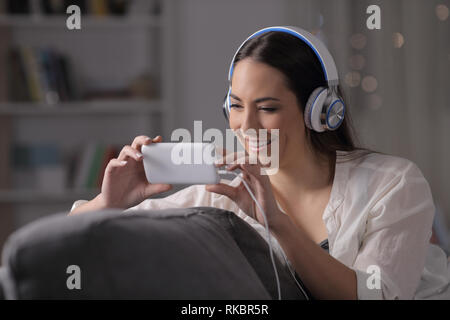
[233,31,368,175]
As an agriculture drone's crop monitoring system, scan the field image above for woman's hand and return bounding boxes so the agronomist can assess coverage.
[99,135,173,209]
[205,151,283,227]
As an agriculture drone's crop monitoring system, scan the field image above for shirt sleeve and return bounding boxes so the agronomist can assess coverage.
[350,161,435,300]
[69,178,243,215]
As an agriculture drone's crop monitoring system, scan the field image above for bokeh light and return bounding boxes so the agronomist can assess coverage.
[350,33,367,50]
[344,72,361,87]
[349,54,366,70]
[436,4,449,21]
[392,32,405,48]
[367,94,383,110]
[318,14,324,27]
[362,76,378,92]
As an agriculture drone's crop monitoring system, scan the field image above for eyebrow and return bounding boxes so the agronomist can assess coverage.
[230,93,280,104]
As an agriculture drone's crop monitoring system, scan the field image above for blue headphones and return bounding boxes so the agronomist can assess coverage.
[222,26,345,133]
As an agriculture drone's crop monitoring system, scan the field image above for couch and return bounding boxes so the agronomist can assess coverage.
[0,207,308,299]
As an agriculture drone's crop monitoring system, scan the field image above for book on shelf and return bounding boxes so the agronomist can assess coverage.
[0,25,10,102]
[7,46,76,104]
[10,142,119,192]
[3,0,31,14]
[20,47,44,102]
[11,143,67,191]
[74,143,118,190]
[5,44,156,105]
[41,0,87,15]
[8,48,30,102]
[0,0,134,16]
[0,117,12,189]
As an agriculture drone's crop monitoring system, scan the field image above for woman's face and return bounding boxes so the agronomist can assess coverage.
[229,58,307,168]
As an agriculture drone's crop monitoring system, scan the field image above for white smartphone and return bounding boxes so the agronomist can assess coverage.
[141,142,221,185]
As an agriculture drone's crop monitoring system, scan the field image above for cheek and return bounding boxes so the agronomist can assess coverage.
[279,113,306,151]
[228,118,238,130]
[228,111,244,130]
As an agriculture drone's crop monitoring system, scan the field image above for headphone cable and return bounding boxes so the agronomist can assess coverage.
[218,169,282,300]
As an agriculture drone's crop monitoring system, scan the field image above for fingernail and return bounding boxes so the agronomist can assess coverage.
[136,152,143,158]
[120,161,127,165]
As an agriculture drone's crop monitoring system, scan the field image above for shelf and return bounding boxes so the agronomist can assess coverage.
[0,100,162,116]
[0,14,161,29]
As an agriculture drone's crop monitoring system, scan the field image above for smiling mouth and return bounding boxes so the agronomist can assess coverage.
[246,137,273,152]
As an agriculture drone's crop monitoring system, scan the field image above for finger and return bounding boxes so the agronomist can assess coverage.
[226,155,251,171]
[227,154,261,171]
[241,171,251,182]
[118,145,144,161]
[239,162,262,176]
[152,135,162,142]
[144,183,172,197]
[205,183,238,200]
[215,147,237,159]
[213,147,228,167]
[105,158,128,174]
[237,171,257,192]
[131,135,161,152]
[214,150,246,167]
[226,162,242,171]
[226,164,263,186]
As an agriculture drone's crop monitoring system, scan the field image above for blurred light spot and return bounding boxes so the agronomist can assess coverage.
[367,94,383,110]
[392,32,405,48]
[362,76,378,92]
[319,14,324,27]
[436,4,449,21]
[350,33,367,50]
[349,54,366,70]
[344,72,361,87]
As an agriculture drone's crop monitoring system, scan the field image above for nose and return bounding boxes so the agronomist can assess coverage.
[240,107,259,133]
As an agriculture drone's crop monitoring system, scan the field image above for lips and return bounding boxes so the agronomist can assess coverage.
[245,137,273,152]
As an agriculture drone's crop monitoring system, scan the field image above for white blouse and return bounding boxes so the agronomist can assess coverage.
[71,151,450,300]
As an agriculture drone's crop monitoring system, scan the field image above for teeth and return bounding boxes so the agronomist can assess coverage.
[247,138,272,149]
[241,135,273,151]
[249,140,270,147]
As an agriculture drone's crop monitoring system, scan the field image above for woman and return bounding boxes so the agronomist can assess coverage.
[70,27,449,300]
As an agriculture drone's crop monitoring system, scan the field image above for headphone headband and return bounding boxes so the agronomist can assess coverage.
[224,26,345,132]
[227,26,339,86]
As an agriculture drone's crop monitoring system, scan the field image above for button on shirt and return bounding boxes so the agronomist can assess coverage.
[71,151,450,299]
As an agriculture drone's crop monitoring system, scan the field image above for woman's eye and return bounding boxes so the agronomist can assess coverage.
[230,104,243,109]
[259,107,277,112]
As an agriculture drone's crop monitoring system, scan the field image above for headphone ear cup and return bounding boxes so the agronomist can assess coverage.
[304,87,327,132]
[324,95,345,130]
[222,96,229,120]
[222,88,232,121]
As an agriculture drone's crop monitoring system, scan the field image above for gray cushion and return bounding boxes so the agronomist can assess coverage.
[0,207,306,300]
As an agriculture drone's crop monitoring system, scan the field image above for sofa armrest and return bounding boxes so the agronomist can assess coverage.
[1,207,306,300]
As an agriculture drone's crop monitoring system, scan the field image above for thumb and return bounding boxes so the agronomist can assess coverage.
[144,183,172,197]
